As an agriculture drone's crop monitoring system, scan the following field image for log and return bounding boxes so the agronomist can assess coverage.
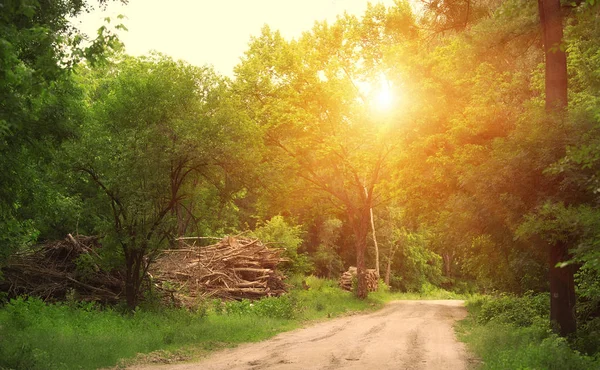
[339,267,378,292]
[233,268,273,274]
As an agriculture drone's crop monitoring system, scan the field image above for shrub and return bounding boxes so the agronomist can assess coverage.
[572,317,600,356]
[251,216,313,275]
[460,294,600,370]
[390,231,444,292]
[477,293,549,327]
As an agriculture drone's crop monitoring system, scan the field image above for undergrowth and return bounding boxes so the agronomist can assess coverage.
[0,275,391,370]
[457,294,600,370]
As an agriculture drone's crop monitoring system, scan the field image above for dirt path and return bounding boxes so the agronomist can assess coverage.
[134,300,469,370]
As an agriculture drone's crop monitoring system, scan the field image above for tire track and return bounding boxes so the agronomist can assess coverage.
[131,300,469,370]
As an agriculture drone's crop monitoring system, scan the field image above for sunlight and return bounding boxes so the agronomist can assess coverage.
[372,73,394,112]
[355,72,397,112]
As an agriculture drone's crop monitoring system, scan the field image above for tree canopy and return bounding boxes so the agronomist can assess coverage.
[1,0,599,340]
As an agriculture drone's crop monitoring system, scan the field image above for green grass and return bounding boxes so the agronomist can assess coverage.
[0,276,469,369]
[0,276,392,370]
[457,294,600,370]
[0,297,300,369]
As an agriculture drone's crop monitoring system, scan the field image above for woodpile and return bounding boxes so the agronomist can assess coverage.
[339,266,379,292]
[0,234,122,303]
[151,236,288,305]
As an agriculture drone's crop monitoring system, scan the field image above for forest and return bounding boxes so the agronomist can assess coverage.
[1,0,600,368]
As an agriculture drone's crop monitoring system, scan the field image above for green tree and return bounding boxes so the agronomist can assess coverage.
[235,3,417,298]
[71,55,257,309]
[0,0,124,263]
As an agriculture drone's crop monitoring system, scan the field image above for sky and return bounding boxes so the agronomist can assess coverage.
[74,0,398,77]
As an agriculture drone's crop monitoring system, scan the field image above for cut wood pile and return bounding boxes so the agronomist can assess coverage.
[0,234,122,303]
[151,236,288,305]
[339,266,379,292]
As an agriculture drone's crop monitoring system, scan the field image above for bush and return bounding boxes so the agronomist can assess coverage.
[459,294,600,370]
[390,231,444,292]
[251,216,313,275]
[461,321,598,370]
[572,317,600,356]
[224,299,254,316]
[312,244,344,278]
[222,296,297,319]
[476,293,549,327]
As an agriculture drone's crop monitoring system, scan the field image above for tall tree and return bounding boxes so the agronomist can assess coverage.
[538,0,575,336]
[235,4,417,297]
[0,0,124,262]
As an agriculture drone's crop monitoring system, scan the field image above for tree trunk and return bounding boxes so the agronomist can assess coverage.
[384,242,399,286]
[443,252,452,276]
[124,247,144,310]
[369,204,380,277]
[364,186,380,277]
[124,247,136,310]
[538,0,575,336]
[538,0,568,110]
[353,208,371,299]
[385,257,392,286]
[550,242,577,336]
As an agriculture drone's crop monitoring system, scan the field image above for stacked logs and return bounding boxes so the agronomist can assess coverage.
[339,266,379,292]
[0,234,122,303]
[151,236,288,305]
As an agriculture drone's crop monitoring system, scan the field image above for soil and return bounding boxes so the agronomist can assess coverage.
[132,300,470,370]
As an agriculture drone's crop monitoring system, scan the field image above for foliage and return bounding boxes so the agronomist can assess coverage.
[475,293,550,327]
[390,229,444,292]
[66,54,260,308]
[459,320,599,370]
[251,215,313,275]
[459,295,600,369]
[223,296,296,319]
[0,0,124,264]
[312,217,344,278]
[234,4,418,297]
[1,0,599,358]
[312,244,345,279]
[0,278,389,369]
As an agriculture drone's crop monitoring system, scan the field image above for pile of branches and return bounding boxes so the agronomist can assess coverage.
[0,234,122,303]
[151,236,288,305]
[339,266,379,292]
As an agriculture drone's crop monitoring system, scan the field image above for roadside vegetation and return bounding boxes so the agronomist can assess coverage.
[458,294,600,370]
[0,276,397,370]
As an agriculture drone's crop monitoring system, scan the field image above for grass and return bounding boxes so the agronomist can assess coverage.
[0,276,469,369]
[0,275,400,370]
[456,294,600,370]
[0,297,300,369]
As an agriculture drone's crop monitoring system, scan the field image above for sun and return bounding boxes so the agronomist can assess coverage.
[354,72,398,112]
[372,73,394,112]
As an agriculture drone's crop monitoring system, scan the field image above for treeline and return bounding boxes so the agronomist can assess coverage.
[1,0,599,337]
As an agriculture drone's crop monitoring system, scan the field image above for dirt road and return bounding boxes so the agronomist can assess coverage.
[137,300,469,370]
